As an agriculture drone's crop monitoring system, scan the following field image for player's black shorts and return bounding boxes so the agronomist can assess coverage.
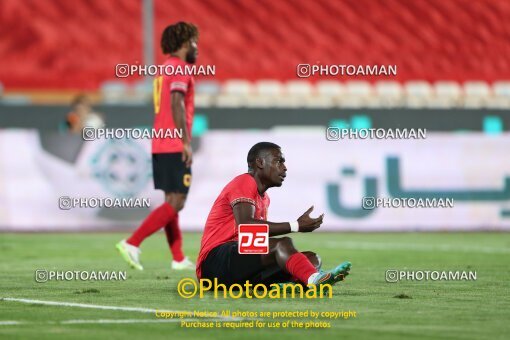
[201,241,290,287]
[152,153,191,193]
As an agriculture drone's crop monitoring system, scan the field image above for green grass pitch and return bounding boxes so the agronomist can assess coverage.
[1,232,509,339]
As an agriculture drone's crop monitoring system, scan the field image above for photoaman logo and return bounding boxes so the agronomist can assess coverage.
[177,278,333,299]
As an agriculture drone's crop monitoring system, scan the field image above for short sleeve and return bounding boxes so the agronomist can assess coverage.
[169,73,191,94]
[227,175,258,208]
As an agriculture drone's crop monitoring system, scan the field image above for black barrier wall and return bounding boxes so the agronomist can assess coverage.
[0,105,508,131]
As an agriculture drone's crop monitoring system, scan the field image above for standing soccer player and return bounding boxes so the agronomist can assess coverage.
[197,142,351,288]
[116,22,198,271]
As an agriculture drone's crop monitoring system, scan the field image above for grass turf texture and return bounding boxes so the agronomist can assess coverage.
[1,232,509,339]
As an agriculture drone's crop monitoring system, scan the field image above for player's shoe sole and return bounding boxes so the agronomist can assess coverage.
[115,242,143,271]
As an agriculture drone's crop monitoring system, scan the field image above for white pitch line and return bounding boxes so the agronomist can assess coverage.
[61,318,224,324]
[0,319,228,326]
[0,321,23,325]
[1,298,236,320]
[2,298,175,314]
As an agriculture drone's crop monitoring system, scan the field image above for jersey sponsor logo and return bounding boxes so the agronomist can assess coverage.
[238,224,269,254]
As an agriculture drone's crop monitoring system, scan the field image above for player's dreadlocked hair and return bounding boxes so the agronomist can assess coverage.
[247,142,281,171]
[161,22,199,54]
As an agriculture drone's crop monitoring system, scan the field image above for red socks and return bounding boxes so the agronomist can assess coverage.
[285,252,318,285]
[164,214,185,262]
[127,202,185,262]
[127,203,177,247]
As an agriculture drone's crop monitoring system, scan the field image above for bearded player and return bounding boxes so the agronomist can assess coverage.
[197,142,352,288]
[116,22,198,271]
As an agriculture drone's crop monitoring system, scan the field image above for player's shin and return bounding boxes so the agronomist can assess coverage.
[127,202,177,246]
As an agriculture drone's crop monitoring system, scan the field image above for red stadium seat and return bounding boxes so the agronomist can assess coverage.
[0,0,509,89]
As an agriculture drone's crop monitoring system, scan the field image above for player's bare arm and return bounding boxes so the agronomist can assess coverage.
[233,202,324,236]
[170,91,192,167]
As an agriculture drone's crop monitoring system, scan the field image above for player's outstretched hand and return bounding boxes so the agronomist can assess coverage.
[297,206,324,232]
[182,143,193,168]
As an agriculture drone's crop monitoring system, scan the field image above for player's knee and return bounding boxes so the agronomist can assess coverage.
[175,199,186,211]
[302,251,322,270]
[279,236,293,244]
[165,199,181,211]
[275,236,295,251]
[177,203,186,211]
[165,195,187,211]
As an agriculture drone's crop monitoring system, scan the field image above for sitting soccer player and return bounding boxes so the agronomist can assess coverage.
[196,142,351,289]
